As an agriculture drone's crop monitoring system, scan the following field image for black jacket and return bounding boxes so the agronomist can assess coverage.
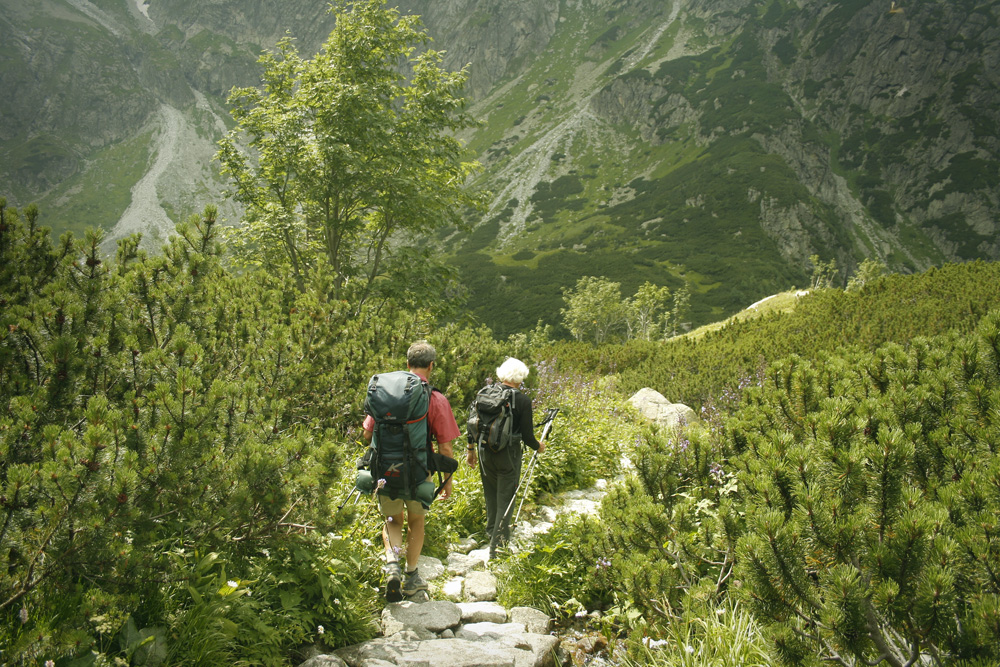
[510,388,541,451]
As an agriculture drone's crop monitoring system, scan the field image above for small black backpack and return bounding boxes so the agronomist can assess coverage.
[467,383,517,453]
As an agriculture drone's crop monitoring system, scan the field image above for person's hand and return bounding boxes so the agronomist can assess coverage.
[440,477,453,499]
[467,449,477,468]
[537,439,546,454]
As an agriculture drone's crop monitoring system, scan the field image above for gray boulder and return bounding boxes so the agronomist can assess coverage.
[509,607,552,635]
[447,549,489,575]
[334,637,517,667]
[464,570,498,602]
[628,388,697,430]
[458,601,509,623]
[455,621,527,639]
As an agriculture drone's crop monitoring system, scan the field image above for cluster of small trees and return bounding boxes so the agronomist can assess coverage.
[560,275,691,344]
[810,254,887,292]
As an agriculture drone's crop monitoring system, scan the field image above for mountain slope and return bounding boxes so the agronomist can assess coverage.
[0,0,333,246]
[441,0,1000,334]
[1,0,998,334]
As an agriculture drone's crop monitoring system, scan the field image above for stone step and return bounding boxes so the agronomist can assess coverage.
[298,475,626,666]
[301,598,559,667]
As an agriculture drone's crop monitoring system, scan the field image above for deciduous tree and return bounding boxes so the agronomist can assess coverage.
[561,276,628,343]
[627,281,670,341]
[218,0,482,308]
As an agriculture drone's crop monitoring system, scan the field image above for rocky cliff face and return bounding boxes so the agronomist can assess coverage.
[1,0,997,330]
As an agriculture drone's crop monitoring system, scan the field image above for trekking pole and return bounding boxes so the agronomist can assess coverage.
[337,487,362,512]
[492,408,559,553]
[513,409,559,526]
[338,442,377,512]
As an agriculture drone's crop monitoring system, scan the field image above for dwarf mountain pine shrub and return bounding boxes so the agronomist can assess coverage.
[580,419,743,627]
[546,260,1000,409]
[732,317,1000,665]
[562,310,1000,666]
[0,204,359,662]
[0,197,554,663]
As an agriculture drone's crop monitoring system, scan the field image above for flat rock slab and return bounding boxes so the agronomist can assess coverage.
[334,637,519,667]
[456,621,527,638]
[458,601,508,623]
[464,570,497,602]
[382,600,461,636]
[500,632,561,667]
[509,607,552,635]
[446,550,489,575]
[442,576,464,601]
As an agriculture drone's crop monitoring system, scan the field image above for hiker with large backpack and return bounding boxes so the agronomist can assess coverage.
[361,341,460,601]
[466,357,547,559]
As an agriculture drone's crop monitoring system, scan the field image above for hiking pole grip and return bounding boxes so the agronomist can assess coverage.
[538,408,559,443]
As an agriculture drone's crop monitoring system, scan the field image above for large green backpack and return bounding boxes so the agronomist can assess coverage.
[363,370,440,506]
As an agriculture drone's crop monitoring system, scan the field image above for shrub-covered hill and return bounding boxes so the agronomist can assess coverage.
[544,260,1000,409]
[527,311,1000,666]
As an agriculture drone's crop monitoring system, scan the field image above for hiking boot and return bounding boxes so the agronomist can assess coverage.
[384,561,403,602]
[402,569,429,596]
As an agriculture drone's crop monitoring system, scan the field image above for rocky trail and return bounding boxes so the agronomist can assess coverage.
[297,388,683,667]
[298,482,612,667]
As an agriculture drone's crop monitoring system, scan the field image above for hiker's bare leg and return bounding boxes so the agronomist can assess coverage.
[383,512,405,562]
[405,513,425,571]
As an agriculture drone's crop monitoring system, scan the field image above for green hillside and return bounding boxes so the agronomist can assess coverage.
[445,0,1000,337]
[545,260,1000,409]
[3,0,998,338]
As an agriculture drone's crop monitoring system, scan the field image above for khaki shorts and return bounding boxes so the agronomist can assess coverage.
[377,493,428,517]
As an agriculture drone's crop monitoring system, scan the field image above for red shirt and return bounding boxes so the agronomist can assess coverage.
[362,372,461,445]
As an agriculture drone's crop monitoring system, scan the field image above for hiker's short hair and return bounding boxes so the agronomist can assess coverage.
[407,340,437,369]
[496,357,530,385]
